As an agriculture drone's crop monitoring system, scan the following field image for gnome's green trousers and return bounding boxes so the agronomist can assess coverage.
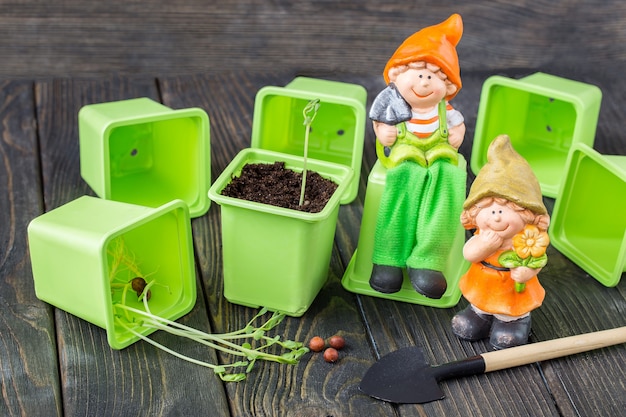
[372,159,466,271]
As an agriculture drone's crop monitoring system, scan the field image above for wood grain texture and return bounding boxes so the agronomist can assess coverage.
[0,80,63,417]
[0,1,624,79]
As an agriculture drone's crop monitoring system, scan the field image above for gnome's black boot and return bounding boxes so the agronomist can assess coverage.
[451,305,493,341]
[407,268,447,299]
[369,264,404,293]
[489,315,532,350]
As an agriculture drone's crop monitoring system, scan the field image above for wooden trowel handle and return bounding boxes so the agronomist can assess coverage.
[482,326,626,373]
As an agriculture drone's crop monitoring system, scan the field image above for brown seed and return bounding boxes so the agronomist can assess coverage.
[130,277,151,300]
[328,335,345,350]
[131,277,147,293]
[323,347,339,363]
[308,336,325,352]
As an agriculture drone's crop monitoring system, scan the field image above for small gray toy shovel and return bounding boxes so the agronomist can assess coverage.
[360,326,626,404]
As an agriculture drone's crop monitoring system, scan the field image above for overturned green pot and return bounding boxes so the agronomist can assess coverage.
[28,196,196,349]
[473,73,602,197]
[209,148,353,316]
[549,144,626,287]
[79,98,211,217]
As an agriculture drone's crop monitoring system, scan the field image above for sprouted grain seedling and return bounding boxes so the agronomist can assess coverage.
[108,237,308,382]
[299,98,321,207]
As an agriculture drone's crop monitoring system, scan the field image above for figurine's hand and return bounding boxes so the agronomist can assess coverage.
[477,230,503,252]
[511,266,539,283]
[373,121,398,147]
[463,230,503,263]
[447,123,466,149]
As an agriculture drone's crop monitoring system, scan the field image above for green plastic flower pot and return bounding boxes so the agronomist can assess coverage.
[79,97,211,217]
[341,158,470,307]
[549,144,626,287]
[28,196,196,349]
[472,73,602,197]
[208,148,353,317]
[251,77,366,204]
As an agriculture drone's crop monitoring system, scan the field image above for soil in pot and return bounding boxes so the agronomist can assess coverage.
[221,161,338,213]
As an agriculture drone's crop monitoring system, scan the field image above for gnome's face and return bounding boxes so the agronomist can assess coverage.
[394,66,450,110]
[475,200,526,242]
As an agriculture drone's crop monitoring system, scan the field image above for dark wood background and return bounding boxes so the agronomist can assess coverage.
[1,1,626,417]
[0,1,624,80]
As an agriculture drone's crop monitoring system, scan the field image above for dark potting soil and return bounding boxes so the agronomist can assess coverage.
[221,162,339,213]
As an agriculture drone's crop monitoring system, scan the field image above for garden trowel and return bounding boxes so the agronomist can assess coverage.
[360,326,626,404]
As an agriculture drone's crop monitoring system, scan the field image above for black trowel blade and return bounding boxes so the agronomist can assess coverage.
[359,346,444,404]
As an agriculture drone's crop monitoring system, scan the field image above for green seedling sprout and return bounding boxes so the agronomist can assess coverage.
[299,98,321,207]
[109,237,308,382]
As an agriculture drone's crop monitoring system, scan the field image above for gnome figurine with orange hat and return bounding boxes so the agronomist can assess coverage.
[451,135,550,350]
[368,14,467,298]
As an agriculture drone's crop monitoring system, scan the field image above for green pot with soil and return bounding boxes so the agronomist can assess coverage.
[209,148,353,316]
[209,78,365,316]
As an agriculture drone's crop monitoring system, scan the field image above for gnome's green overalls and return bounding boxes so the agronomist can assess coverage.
[372,100,466,283]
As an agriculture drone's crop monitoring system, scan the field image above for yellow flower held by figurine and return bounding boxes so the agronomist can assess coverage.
[499,225,550,293]
[513,225,550,259]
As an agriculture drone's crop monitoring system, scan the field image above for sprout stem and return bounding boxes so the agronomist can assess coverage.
[115,317,220,370]
[113,300,308,379]
[299,99,320,207]
[116,302,299,363]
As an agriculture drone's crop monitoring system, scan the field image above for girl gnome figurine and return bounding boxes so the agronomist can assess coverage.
[451,135,550,350]
[368,14,467,299]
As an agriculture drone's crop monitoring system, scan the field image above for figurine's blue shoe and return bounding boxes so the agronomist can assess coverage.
[407,268,447,299]
[451,305,493,341]
[369,265,403,293]
[489,316,532,350]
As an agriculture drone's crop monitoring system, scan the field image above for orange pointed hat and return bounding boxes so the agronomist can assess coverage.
[383,14,463,99]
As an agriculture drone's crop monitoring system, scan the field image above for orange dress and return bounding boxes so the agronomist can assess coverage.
[458,250,545,316]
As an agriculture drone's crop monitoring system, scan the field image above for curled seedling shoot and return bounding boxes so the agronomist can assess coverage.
[299,98,321,207]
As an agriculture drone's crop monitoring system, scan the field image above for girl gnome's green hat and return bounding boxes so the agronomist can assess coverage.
[463,135,547,214]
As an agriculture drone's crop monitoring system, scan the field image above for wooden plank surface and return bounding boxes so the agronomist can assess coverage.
[0,80,63,417]
[0,1,624,79]
[0,50,624,417]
